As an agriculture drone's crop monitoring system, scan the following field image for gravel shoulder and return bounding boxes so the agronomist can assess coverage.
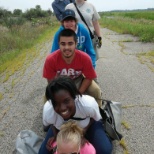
[0,28,154,153]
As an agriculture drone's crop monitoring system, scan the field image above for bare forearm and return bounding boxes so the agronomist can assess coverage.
[93,20,101,37]
[79,78,92,94]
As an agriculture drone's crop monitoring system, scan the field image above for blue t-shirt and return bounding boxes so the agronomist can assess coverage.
[51,23,96,68]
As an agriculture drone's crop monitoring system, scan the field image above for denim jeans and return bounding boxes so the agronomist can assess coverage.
[39,120,112,154]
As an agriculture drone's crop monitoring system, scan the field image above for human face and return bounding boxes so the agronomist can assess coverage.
[63,20,76,31]
[56,142,80,154]
[53,90,76,120]
[59,36,76,59]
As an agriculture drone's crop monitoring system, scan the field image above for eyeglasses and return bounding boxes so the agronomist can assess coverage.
[56,145,80,154]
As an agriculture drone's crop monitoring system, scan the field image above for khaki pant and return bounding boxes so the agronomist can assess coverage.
[85,80,102,107]
[74,75,102,107]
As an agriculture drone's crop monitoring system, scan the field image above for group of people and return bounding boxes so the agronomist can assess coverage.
[39,0,113,154]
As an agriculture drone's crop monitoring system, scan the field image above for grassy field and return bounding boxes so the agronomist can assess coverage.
[99,10,154,42]
[0,17,59,77]
[0,16,60,84]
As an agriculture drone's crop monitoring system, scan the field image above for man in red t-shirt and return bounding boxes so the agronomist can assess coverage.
[43,29,102,106]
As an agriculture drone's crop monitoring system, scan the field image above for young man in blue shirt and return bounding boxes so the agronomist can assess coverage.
[51,9,96,68]
[52,0,75,21]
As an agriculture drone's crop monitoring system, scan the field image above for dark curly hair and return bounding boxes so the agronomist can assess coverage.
[45,76,81,105]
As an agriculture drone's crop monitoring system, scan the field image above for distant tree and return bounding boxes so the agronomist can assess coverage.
[47,9,53,16]
[35,5,41,11]
[13,9,22,16]
[0,8,12,18]
[24,8,37,20]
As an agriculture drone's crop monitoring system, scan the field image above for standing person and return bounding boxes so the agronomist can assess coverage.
[43,29,102,107]
[38,76,113,154]
[65,0,102,60]
[52,0,75,21]
[51,9,96,68]
[46,121,96,154]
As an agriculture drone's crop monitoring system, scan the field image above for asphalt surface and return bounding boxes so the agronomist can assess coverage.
[97,28,154,154]
[0,28,154,154]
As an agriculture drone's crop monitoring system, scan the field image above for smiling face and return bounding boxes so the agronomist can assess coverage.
[53,89,76,120]
[59,36,76,59]
[63,19,76,31]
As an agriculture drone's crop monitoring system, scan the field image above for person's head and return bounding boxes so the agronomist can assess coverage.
[61,9,77,31]
[45,76,81,120]
[58,29,77,59]
[56,120,83,154]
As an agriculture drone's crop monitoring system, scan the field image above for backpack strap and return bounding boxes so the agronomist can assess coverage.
[73,2,94,39]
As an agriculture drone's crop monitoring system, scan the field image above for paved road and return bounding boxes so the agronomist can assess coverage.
[97,28,154,154]
[0,28,154,153]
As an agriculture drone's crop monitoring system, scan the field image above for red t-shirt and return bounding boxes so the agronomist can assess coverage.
[43,49,97,80]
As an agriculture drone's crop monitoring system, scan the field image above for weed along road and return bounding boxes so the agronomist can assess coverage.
[0,28,154,153]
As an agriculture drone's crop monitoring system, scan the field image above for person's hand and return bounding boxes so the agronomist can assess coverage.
[46,137,56,151]
[97,37,102,48]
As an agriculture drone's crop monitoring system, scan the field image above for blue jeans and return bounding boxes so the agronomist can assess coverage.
[39,120,112,154]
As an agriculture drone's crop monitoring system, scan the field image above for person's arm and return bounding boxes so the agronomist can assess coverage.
[46,125,59,151]
[79,78,92,94]
[52,3,62,21]
[83,118,94,135]
[51,27,64,53]
[51,33,59,53]
[92,20,101,37]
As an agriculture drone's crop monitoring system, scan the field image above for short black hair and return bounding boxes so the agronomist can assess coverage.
[46,76,81,105]
[58,29,77,43]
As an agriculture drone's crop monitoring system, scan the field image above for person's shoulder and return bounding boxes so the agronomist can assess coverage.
[65,3,74,8]
[44,100,54,113]
[75,49,89,56]
[81,141,96,154]
[75,49,91,60]
[46,50,60,60]
[78,23,88,30]
[81,95,96,103]
[78,95,97,107]
[55,26,64,35]
[52,1,56,6]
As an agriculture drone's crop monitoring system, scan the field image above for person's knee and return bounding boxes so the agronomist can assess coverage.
[88,85,102,98]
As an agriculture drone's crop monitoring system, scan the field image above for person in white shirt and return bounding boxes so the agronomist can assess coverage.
[38,76,112,154]
[65,0,102,60]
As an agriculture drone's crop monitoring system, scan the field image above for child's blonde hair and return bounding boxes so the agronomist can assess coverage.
[56,120,84,147]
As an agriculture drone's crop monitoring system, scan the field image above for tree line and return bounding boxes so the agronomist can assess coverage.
[0,5,54,28]
[0,5,53,19]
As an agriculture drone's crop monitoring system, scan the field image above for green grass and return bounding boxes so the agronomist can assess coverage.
[0,18,59,82]
[100,10,154,42]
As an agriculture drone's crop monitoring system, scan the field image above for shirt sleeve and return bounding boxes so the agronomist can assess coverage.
[43,55,56,79]
[82,53,97,79]
[43,101,55,126]
[51,31,60,53]
[83,96,102,121]
[51,27,64,53]
[92,4,100,21]
[52,2,62,21]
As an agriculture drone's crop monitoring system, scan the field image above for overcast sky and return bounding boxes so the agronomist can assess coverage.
[0,0,154,12]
